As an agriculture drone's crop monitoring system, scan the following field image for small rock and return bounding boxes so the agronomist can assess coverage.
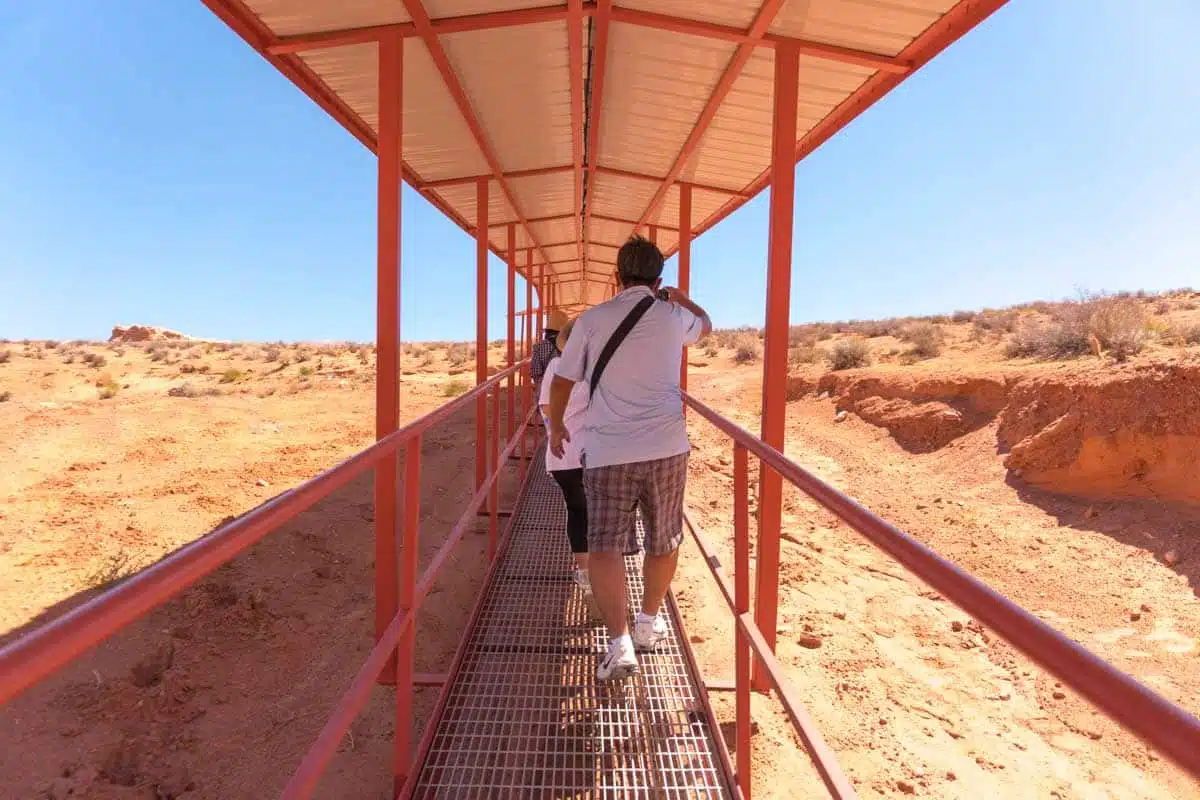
[1140,603,1152,613]
[946,771,957,781]
[832,611,846,620]
[950,621,964,632]
[834,410,848,423]
[897,779,916,794]
[797,634,822,649]
[256,478,270,487]
[775,624,792,634]
[1163,550,1179,567]
[689,634,707,644]
[313,565,332,579]
[916,504,928,510]
[1052,690,1066,700]
[131,642,175,687]
[1130,611,1141,622]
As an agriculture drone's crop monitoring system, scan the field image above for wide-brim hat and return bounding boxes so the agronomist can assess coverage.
[555,318,576,352]
[547,309,569,331]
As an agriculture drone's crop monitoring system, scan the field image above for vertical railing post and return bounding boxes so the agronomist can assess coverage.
[678,182,692,401]
[394,437,421,792]
[733,444,752,799]
[374,29,404,686]
[489,386,501,559]
[506,224,517,443]
[754,40,800,690]
[475,178,489,500]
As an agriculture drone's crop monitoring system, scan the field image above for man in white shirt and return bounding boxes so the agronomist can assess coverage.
[547,235,712,680]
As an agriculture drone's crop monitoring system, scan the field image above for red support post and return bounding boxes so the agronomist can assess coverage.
[536,261,544,340]
[754,40,800,691]
[374,29,404,685]
[678,182,692,395]
[475,178,489,498]
[395,438,421,792]
[489,387,500,559]
[733,444,752,799]
[507,223,517,443]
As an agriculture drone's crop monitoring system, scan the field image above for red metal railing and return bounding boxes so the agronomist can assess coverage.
[681,391,1200,797]
[0,361,536,796]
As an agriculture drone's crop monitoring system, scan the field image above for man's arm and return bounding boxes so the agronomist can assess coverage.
[666,287,713,340]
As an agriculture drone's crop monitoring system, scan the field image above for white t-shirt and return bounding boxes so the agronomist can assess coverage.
[555,286,704,469]
[539,356,589,472]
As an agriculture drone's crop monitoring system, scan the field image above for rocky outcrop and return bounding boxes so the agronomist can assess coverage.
[998,364,1200,504]
[109,325,190,343]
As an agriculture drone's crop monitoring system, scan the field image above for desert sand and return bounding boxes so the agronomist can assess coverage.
[1,290,1198,798]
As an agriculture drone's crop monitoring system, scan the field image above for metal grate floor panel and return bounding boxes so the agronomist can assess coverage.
[412,445,733,799]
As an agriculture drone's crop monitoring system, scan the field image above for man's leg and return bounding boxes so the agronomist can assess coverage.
[584,462,640,679]
[633,452,689,650]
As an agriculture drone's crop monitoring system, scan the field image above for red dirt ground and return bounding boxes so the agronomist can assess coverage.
[2,318,1198,798]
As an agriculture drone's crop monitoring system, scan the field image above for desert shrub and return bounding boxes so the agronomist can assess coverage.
[168,382,221,398]
[788,344,819,365]
[86,551,135,588]
[298,366,314,378]
[97,376,120,399]
[148,347,167,363]
[264,345,281,362]
[1004,294,1145,361]
[973,309,1019,335]
[83,352,107,368]
[827,338,870,371]
[851,319,901,339]
[733,335,761,364]
[704,345,719,358]
[442,379,470,397]
[0,390,11,402]
[294,347,311,363]
[446,343,472,366]
[899,321,944,360]
[0,350,10,364]
[951,310,976,323]
[1154,300,1171,315]
[220,369,245,384]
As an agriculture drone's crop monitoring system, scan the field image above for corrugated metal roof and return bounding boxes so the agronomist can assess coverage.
[204,0,1007,301]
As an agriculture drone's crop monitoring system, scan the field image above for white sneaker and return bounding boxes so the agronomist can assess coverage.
[572,568,592,596]
[597,635,638,681]
[633,613,668,651]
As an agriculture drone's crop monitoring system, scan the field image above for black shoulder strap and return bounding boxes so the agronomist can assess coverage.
[589,295,655,400]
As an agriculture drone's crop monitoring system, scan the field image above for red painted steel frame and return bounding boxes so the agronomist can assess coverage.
[580,0,612,283]
[506,224,517,442]
[475,178,489,497]
[678,182,692,394]
[754,40,800,689]
[683,392,1200,783]
[375,30,404,682]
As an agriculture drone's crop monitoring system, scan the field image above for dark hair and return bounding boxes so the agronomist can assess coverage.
[616,235,664,286]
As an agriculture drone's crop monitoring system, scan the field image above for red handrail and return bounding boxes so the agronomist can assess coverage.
[682,391,1200,780]
[0,362,528,706]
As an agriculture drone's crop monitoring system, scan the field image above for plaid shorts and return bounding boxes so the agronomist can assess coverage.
[583,452,689,556]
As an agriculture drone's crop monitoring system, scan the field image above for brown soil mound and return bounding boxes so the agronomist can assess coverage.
[816,372,1013,453]
[109,325,190,343]
[999,363,1200,504]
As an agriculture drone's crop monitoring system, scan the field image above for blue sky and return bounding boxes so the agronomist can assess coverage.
[1,1,1197,343]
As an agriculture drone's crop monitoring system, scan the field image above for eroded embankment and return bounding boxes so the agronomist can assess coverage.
[804,364,1200,505]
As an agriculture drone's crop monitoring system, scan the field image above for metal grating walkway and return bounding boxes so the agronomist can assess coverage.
[412,445,734,798]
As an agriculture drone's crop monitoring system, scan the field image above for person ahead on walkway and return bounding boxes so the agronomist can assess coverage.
[538,317,591,595]
[531,309,568,395]
[547,235,712,680]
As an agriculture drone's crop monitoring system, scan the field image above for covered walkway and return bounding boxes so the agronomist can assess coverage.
[411,444,732,797]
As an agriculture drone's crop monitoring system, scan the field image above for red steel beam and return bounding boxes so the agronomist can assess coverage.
[596,165,747,197]
[629,0,787,238]
[580,0,613,283]
[424,164,571,189]
[501,211,679,231]
[754,38,800,691]
[662,0,1012,262]
[506,224,517,442]
[678,182,692,393]
[374,30,404,684]
[394,439,421,791]
[474,178,489,497]
[400,0,554,273]
[568,0,586,288]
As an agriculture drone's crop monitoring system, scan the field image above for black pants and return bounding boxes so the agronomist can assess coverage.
[550,468,588,554]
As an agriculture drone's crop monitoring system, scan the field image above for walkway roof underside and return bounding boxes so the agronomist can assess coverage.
[204,0,1005,312]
